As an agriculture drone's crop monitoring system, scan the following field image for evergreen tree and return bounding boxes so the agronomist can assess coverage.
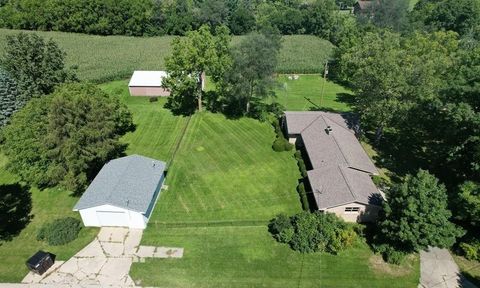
[0,69,22,127]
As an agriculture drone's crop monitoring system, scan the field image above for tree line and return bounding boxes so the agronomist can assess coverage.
[332,0,480,263]
[0,33,134,195]
[0,0,346,37]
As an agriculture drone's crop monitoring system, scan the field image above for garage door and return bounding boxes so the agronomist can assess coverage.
[96,211,129,227]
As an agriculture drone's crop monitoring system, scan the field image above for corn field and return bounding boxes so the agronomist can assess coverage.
[0,29,334,83]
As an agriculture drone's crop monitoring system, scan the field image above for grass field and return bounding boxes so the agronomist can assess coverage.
[0,29,334,82]
[0,154,99,282]
[272,74,352,112]
[454,255,480,287]
[94,82,419,287]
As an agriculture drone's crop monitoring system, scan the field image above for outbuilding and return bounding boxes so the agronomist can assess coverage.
[73,155,166,229]
[128,71,170,96]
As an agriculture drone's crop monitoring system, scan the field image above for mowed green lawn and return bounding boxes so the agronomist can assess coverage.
[100,80,190,162]
[97,80,420,287]
[271,74,352,112]
[131,226,420,288]
[0,154,99,282]
[0,29,334,82]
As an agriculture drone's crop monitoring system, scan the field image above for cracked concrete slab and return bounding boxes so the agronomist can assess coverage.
[21,227,184,287]
[419,246,477,288]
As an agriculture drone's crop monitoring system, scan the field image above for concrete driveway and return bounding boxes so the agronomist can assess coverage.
[22,228,142,287]
[419,247,477,288]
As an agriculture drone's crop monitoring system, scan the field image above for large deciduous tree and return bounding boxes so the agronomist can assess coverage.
[221,27,282,115]
[1,83,134,194]
[164,25,231,115]
[379,170,464,252]
[0,33,76,99]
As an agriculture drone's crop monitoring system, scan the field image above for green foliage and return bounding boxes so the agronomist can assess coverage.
[0,33,76,98]
[0,0,341,38]
[0,68,21,127]
[379,170,465,253]
[297,182,309,211]
[1,83,134,193]
[0,0,155,36]
[294,151,308,178]
[36,217,81,246]
[411,0,480,37]
[221,27,282,115]
[382,245,407,265]
[357,0,410,32]
[269,212,357,254]
[271,118,293,152]
[460,241,480,261]
[164,25,231,114]
[454,182,480,228]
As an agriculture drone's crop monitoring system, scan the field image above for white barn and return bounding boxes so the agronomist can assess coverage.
[73,155,166,229]
[128,70,170,97]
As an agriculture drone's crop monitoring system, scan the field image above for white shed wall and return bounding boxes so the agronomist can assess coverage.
[79,204,147,229]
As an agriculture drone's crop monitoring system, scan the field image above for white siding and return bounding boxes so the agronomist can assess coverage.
[78,204,147,229]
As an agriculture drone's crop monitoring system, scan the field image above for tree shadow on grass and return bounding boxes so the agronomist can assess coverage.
[336,92,356,108]
[0,183,33,242]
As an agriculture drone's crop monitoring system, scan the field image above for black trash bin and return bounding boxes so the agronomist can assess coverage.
[26,251,55,275]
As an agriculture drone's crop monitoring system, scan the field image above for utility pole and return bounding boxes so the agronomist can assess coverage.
[320,61,328,108]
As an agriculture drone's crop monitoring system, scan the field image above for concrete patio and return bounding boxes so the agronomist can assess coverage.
[21,227,184,287]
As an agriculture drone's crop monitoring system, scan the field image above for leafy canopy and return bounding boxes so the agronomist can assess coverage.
[164,25,231,114]
[221,27,282,115]
[1,83,134,194]
[269,212,357,254]
[0,69,21,127]
[379,169,464,252]
[1,33,76,99]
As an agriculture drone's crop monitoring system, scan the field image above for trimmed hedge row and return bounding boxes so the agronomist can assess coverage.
[272,118,293,152]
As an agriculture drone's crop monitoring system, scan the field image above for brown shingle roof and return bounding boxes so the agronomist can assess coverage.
[284,111,381,209]
[308,165,382,209]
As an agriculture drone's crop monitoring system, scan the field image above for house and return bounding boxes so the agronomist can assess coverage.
[354,1,375,14]
[284,111,383,222]
[73,155,166,229]
[128,71,170,97]
[128,70,206,97]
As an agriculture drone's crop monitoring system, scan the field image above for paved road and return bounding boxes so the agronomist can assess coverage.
[419,246,477,288]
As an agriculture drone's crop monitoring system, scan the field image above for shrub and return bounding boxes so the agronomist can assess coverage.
[460,242,480,261]
[149,97,158,102]
[297,182,309,210]
[37,217,82,246]
[272,138,286,152]
[382,246,406,265]
[269,212,356,254]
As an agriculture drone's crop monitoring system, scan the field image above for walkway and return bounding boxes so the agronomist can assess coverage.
[419,246,477,288]
[21,227,184,287]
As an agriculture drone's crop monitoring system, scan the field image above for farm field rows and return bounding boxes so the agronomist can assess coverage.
[0,29,334,82]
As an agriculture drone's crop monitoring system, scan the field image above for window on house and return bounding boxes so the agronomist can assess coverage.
[345,207,360,213]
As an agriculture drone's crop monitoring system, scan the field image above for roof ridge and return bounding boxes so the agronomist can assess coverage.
[299,113,325,133]
[324,119,350,165]
[322,113,355,135]
[338,165,358,201]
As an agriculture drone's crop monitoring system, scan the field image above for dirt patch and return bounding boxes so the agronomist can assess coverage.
[369,254,415,277]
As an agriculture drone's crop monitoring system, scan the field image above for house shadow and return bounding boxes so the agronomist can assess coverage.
[0,183,33,243]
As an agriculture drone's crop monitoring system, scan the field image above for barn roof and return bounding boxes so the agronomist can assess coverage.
[128,71,168,87]
[73,155,166,213]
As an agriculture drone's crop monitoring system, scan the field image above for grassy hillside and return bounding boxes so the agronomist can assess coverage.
[0,29,334,82]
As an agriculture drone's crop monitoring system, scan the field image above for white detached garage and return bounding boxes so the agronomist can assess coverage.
[73,155,166,229]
